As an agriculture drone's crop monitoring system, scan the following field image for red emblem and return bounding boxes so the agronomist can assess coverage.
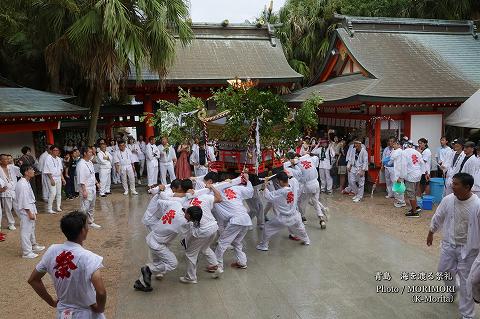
[286,191,294,204]
[162,209,176,224]
[224,189,237,200]
[190,198,202,207]
[54,251,77,279]
[411,154,419,165]
[300,160,312,169]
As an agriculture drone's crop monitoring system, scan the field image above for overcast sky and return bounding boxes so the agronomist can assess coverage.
[189,0,286,23]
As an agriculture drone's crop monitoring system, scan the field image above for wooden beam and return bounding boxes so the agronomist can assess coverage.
[0,121,60,134]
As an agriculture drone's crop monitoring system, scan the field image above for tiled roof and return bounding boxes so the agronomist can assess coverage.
[288,16,480,103]
[284,73,376,103]
[0,87,87,116]
[128,24,303,85]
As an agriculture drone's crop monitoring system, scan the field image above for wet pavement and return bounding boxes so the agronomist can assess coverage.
[114,192,473,319]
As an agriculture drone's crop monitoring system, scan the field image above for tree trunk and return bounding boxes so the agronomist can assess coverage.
[87,87,104,146]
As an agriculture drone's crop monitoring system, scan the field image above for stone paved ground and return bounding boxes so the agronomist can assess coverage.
[1,186,477,319]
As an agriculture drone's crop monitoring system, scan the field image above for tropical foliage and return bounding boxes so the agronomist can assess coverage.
[151,84,321,149]
[271,0,480,83]
[149,88,204,145]
[0,0,193,145]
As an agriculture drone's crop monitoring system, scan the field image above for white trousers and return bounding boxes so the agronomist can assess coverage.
[112,167,120,184]
[147,243,177,276]
[215,223,248,268]
[120,166,136,192]
[0,197,16,226]
[194,166,208,177]
[20,214,37,255]
[139,159,145,177]
[384,168,394,197]
[41,174,50,201]
[319,168,333,192]
[47,176,62,211]
[299,191,326,218]
[56,308,105,319]
[80,189,96,223]
[259,216,310,248]
[160,162,176,185]
[388,169,405,203]
[348,170,365,199]
[99,169,111,195]
[146,162,158,186]
[184,231,218,281]
[438,242,477,319]
[247,196,264,226]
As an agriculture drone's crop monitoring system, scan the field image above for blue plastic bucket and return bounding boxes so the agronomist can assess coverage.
[429,178,445,204]
[422,195,434,210]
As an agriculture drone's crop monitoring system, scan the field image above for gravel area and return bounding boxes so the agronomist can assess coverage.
[322,191,442,257]
[0,184,129,319]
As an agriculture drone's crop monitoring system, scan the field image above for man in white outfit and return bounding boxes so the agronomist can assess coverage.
[460,142,480,198]
[190,142,209,177]
[134,202,196,292]
[402,141,428,217]
[0,154,21,230]
[180,180,221,284]
[389,140,406,208]
[43,145,66,214]
[145,136,160,187]
[213,173,254,277]
[427,173,480,319]
[443,139,466,196]
[38,145,52,202]
[158,137,177,185]
[256,171,310,251]
[15,164,45,258]
[77,147,101,229]
[96,142,112,197]
[290,153,328,228]
[312,139,335,194]
[382,137,396,199]
[137,135,147,179]
[28,211,107,319]
[347,141,369,202]
[114,140,138,195]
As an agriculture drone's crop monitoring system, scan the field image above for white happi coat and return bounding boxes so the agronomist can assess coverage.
[401,148,426,183]
[312,146,335,170]
[96,150,112,170]
[430,194,480,259]
[146,201,190,248]
[15,177,37,216]
[214,182,254,226]
[36,241,105,319]
[145,143,160,167]
[0,164,21,199]
[445,151,465,183]
[187,194,218,238]
[461,155,480,194]
[264,179,300,226]
[296,155,320,193]
[347,148,368,174]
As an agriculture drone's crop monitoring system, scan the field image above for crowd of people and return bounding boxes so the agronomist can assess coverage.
[0,131,479,318]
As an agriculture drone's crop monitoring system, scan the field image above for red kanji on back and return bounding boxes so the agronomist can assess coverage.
[300,160,312,169]
[287,191,294,204]
[162,209,176,224]
[54,251,77,279]
[224,188,237,200]
[190,198,202,207]
[411,154,419,165]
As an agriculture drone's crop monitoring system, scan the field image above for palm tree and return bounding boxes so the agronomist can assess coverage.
[276,0,339,83]
[38,0,193,145]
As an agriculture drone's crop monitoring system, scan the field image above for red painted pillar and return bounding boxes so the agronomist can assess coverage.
[144,95,155,138]
[46,129,55,145]
[374,107,382,167]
